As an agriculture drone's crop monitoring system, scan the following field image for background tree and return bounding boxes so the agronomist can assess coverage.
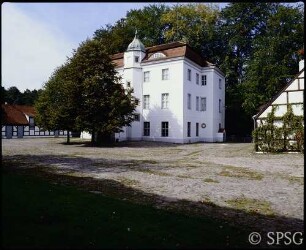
[241,4,304,116]
[4,86,22,104]
[93,4,170,53]
[35,63,77,144]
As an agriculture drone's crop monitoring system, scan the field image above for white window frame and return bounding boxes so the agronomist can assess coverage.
[187,122,191,137]
[161,93,169,109]
[196,73,199,85]
[196,96,199,111]
[143,95,150,109]
[162,68,169,80]
[219,78,222,89]
[187,94,191,110]
[135,56,139,63]
[201,75,207,86]
[161,122,169,137]
[200,97,206,111]
[188,69,191,81]
[143,122,150,136]
[219,99,222,113]
[144,71,150,82]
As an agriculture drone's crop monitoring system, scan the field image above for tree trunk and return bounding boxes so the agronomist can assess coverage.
[96,131,114,146]
[67,131,70,144]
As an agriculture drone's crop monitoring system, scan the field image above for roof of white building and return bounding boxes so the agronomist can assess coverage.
[126,30,146,52]
[111,41,214,68]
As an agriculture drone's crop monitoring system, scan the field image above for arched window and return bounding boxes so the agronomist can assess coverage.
[148,52,166,60]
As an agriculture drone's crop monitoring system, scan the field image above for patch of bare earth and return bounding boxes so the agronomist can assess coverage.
[2,138,304,233]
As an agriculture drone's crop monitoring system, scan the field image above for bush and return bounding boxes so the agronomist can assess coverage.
[253,105,304,153]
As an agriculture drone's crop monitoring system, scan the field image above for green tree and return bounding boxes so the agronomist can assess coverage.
[35,39,137,145]
[68,39,137,145]
[93,4,170,54]
[4,86,22,104]
[241,5,304,116]
[35,63,77,144]
[161,3,220,62]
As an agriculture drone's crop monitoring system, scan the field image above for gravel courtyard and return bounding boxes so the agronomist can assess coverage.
[2,137,304,232]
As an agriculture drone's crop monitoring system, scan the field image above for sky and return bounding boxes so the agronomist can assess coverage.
[1,2,302,91]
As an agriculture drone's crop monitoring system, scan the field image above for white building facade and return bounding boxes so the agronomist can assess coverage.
[82,34,226,143]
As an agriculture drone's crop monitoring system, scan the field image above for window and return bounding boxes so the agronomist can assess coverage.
[143,122,150,136]
[200,97,206,111]
[187,122,191,137]
[161,93,169,109]
[134,114,140,121]
[135,56,139,63]
[187,94,191,110]
[127,81,131,88]
[161,122,169,137]
[196,123,199,137]
[219,123,221,130]
[201,75,207,86]
[149,52,166,60]
[144,71,150,82]
[219,79,222,89]
[29,117,35,130]
[162,68,169,80]
[196,73,199,85]
[188,69,191,81]
[196,96,199,111]
[143,95,150,109]
[135,99,139,106]
[219,99,222,113]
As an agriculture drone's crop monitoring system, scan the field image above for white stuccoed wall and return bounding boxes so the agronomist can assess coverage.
[82,48,226,143]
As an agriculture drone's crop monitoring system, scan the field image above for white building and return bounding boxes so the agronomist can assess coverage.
[253,59,304,127]
[82,33,226,143]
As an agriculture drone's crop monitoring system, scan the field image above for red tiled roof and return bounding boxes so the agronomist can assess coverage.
[110,42,213,68]
[1,104,36,125]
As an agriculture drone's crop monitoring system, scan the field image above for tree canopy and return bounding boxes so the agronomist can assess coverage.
[35,39,137,145]
[91,3,304,137]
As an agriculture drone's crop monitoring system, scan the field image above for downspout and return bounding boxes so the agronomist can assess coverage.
[252,115,257,130]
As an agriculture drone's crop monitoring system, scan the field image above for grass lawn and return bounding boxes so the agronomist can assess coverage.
[1,169,250,248]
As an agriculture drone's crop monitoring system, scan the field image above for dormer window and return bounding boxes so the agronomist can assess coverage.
[148,52,166,60]
[135,56,139,63]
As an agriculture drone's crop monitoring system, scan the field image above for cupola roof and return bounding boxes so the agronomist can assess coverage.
[126,30,146,52]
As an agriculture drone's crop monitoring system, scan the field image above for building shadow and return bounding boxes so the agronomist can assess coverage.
[2,155,304,249]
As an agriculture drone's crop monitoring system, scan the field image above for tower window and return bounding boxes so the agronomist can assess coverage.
[135,56,139,63]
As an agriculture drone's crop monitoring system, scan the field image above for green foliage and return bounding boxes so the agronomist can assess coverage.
[1,86,42,105]
[253,105,304,153]
[93,4,170,54]
[241,5,304,116]
[35,39,137,145]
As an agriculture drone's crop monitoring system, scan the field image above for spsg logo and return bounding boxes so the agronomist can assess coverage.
[249,232,303,246]
[267,232,303,246]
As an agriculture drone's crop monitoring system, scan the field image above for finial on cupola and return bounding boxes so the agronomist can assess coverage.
[135,29,138,38]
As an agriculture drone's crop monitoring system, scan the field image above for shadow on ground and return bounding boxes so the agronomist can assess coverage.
[59,140,183,148]
[2,156,303,249]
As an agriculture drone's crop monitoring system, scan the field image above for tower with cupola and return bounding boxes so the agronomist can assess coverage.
[123,30,146,140]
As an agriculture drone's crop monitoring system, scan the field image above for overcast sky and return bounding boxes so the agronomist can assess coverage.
[1,2,301,91]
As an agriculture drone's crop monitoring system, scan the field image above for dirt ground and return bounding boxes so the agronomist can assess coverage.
[2,137,304,232]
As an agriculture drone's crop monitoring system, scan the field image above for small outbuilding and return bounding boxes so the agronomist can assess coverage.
[1,104,68,139]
